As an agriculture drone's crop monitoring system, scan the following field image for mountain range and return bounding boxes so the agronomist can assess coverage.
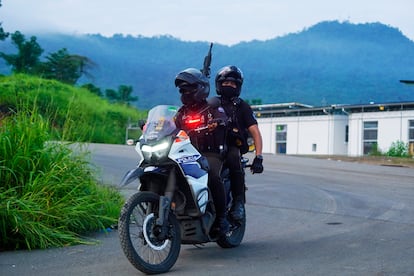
[1,20,414,109]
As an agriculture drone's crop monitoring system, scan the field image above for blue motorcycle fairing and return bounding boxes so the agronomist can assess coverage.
[119,167,144,187]
[180,163,208,178]
[176,155,209,179]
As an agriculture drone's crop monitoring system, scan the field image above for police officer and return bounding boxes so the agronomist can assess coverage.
[174,68,230,236]
[215,65,264,221]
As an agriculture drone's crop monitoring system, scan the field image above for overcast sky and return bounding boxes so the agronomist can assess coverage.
[1,0,413,45]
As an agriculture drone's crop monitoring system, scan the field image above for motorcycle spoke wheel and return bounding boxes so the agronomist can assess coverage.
[118,192,181,274]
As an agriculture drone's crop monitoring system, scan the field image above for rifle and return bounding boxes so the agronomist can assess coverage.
[201,42,213,78]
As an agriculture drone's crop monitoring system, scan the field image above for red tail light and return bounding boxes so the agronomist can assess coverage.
[184,114,203,130]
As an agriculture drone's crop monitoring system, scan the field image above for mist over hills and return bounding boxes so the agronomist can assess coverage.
[1,20,414,109]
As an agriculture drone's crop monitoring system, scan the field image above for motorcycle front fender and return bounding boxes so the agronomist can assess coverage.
[119,167,144,187]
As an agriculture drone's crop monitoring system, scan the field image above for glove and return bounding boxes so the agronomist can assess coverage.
[207,122,218,132]
[251,156,263,174]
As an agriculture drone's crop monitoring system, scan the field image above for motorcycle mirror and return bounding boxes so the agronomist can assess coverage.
[138,119,146,130]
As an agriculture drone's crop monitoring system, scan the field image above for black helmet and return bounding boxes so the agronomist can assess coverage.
[175,68,210,106]
[215,65,244,98]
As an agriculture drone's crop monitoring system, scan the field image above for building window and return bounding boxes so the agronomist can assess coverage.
[409,120,414,155]
[276,124,287,154]
[363,121,378,155]
[345,125,349,143]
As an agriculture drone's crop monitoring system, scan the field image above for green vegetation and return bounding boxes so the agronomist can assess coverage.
[0,31,44,75]
[0,104,124,250]
[386,141,411,158]
[0,74,147,250]
[0,31,94,86]
[0,1,8,41]
[0,29,138,105]
[368,143,383,156]
[39,47,95,85]
[368,140,412,158]
[2,20,413,109]
[0,74,146,144]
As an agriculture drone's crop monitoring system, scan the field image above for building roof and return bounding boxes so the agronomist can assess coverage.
[252,101,414,118]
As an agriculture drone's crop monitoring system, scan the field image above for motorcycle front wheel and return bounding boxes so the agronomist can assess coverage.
[118,191,181,274]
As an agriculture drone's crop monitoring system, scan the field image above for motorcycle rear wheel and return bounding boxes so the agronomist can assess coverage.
[216,213,246,248]
[118,191,181,274]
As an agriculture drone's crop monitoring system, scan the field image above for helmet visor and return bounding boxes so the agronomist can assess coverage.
[178,83,199,94]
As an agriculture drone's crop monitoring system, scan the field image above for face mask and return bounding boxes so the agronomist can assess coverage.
[220,86,239,98]
[181,94,196,106]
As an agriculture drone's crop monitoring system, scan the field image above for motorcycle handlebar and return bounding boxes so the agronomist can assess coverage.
[187,118,227,133]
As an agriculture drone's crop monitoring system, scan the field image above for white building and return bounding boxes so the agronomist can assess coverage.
[252,102,414,156]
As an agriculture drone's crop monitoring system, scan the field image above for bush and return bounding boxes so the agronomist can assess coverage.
[368,143,383,156]
[387,140,410,157]
[0,106,124,250]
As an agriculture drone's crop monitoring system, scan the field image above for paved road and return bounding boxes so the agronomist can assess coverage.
[1,144,414,275]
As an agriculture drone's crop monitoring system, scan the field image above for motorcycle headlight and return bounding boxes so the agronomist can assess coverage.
[140,140,171,162]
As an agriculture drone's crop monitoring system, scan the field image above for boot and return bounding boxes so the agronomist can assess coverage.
[217,216,230,236]
[230,198,245,221]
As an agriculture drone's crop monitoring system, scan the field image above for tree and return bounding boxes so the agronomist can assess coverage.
[81,83,103,97]
[0,31,43,73]
[118,85,138,105]
[0,1,8,41]
[0,26,7,41]
[105,88,119,102]
[39,48,95,85]
[105,85,138,105]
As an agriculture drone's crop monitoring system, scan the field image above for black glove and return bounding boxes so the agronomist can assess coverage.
[251,156,263,174]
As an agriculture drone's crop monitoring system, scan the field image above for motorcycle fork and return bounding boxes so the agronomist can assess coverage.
[156,167,176,239]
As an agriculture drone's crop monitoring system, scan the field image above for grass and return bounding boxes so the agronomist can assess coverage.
[0,76,131,250]
[0,74,147,144]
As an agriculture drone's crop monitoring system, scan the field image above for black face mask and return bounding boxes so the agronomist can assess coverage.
[181,93,196,106]
[220,86,240,99]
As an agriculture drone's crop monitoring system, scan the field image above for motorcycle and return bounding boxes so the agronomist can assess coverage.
[118,104,248,274]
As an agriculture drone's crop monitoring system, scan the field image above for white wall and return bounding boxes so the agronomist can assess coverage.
[257,107,414,157]
[330,115,348,154]
[257,117,275,154]
[347,115,362,156]
[257,114,348,155]
[296,116,330,155]
[348,110,414,156]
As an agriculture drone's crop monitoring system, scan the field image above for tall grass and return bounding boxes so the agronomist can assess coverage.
[0,74,146,144]
[0,104,124,250]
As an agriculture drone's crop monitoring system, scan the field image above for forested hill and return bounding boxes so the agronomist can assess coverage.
[1,20,414,109]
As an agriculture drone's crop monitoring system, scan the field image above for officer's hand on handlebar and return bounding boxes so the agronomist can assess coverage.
[207,122,218,132]
[251,155,264,174]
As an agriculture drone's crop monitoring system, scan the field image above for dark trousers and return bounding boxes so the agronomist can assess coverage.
[226,146,245,202]
[204,154,226,217]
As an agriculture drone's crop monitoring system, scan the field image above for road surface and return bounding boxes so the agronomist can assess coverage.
[1,144,413,275]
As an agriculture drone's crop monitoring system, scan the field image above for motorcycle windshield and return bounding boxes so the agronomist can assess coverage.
[142,105,179,141]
